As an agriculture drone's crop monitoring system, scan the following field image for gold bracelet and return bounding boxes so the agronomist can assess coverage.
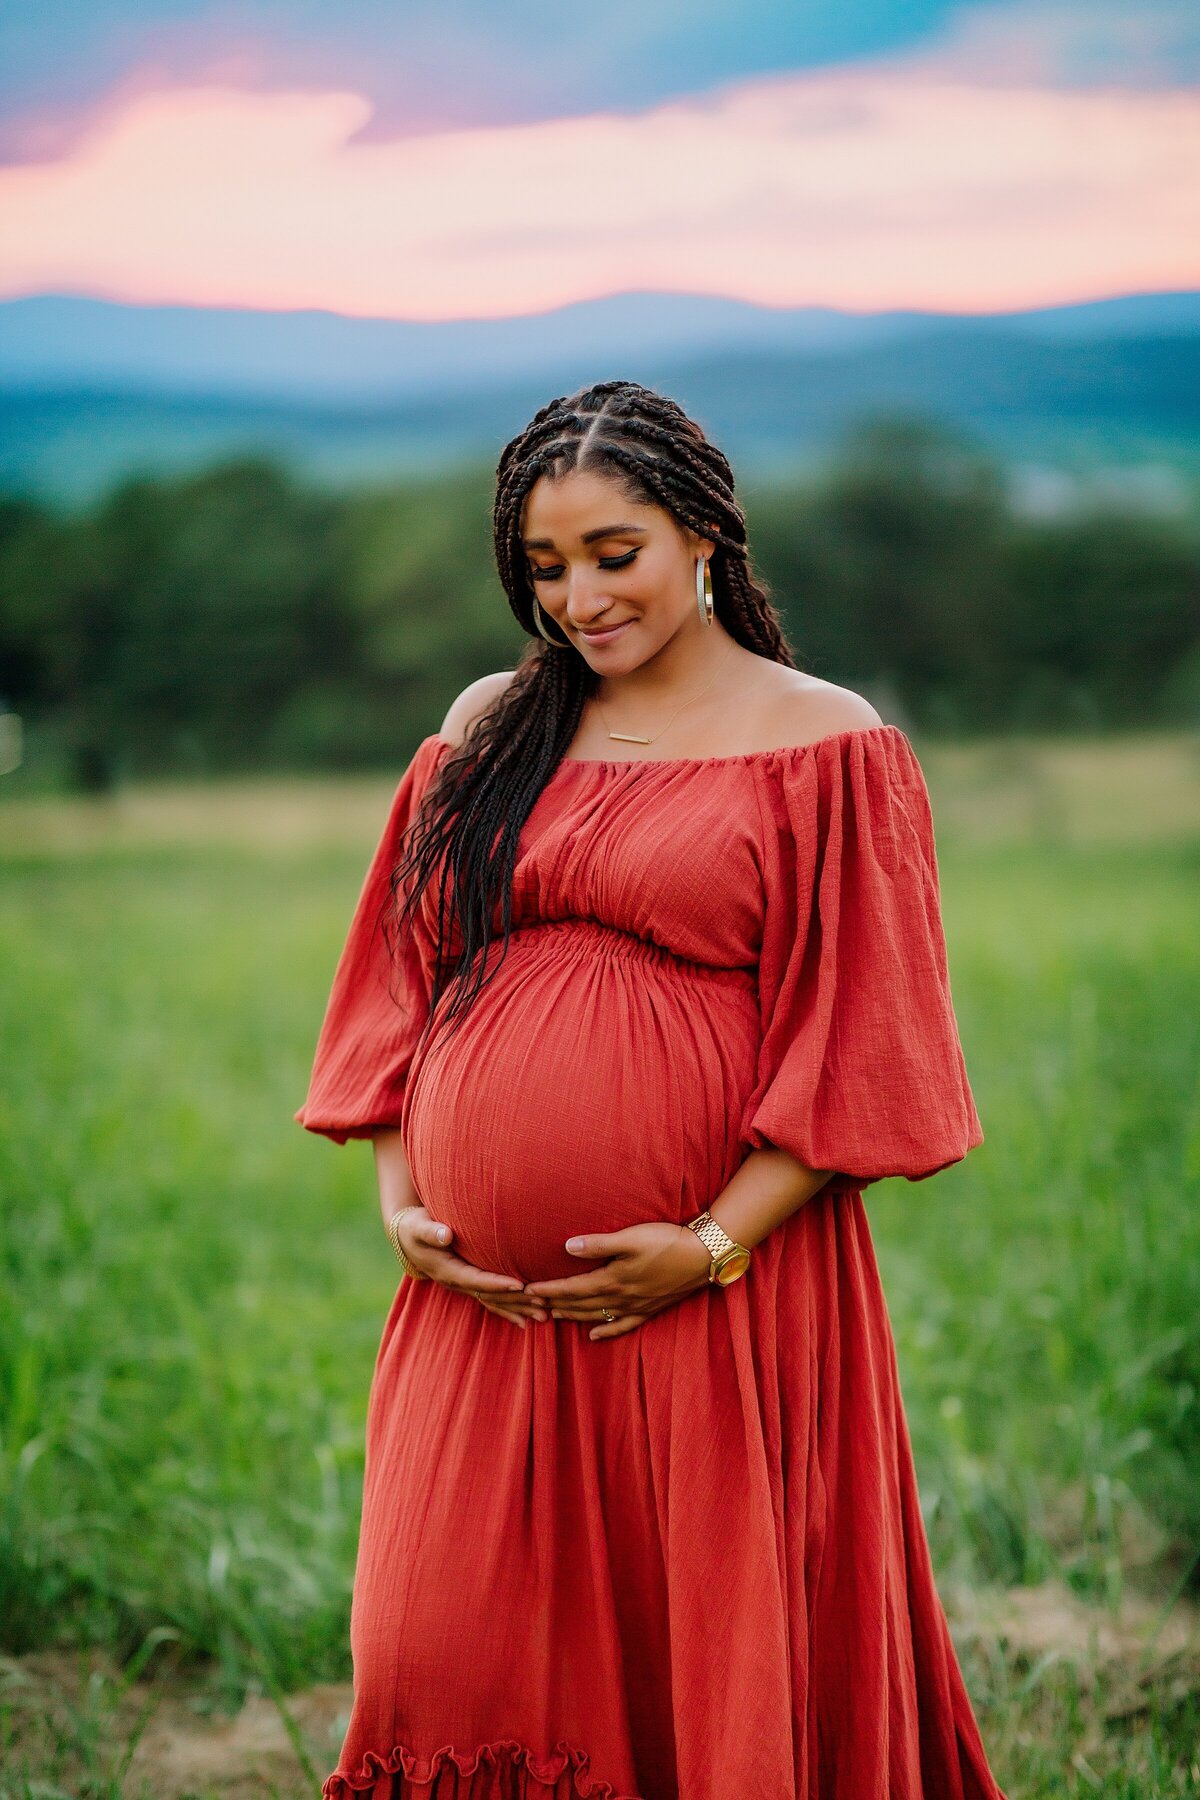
[386,1205,428,1279]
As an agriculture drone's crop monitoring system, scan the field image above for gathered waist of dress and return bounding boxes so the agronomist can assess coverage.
[490,916,758,989]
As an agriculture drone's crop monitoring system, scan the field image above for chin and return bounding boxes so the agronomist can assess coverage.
[578,627,655,672]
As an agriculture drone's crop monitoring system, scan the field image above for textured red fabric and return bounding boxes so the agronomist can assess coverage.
[296,724,1003,1800]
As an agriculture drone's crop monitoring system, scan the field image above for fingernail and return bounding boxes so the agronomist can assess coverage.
[437,1227,449,1243]
[565,1238,584,1253]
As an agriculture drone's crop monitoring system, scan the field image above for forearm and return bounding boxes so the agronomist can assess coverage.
[371,1126,422,1227]
[707,1145,833,1250]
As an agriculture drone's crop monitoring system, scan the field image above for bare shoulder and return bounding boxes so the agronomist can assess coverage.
[438,670,519,746]
[754,670,884,748]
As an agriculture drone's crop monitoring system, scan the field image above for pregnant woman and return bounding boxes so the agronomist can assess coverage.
[297,379,1007,1799]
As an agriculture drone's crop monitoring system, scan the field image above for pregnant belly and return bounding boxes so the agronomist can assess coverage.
[402,922,761,1283]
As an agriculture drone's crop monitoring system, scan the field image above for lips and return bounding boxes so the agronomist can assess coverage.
[577,619,634,643]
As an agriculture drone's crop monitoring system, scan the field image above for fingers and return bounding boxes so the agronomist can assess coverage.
[431,1249,549,1323]
[543,1296,636,1324]
[468,1294,651,1337]
[474,1299,526,1329]
[548,1302,640,1322]
[474,1296,635,1334]
[478,1292,551,1321]
[586,1314,644,1341]
[563,1234,625,1259]
[523,1274,616,1303]
[476,1297,549,1330]
[437,1259,527,1297]
[405,1226,535,1305]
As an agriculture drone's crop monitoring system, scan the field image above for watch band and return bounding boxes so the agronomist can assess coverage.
[685,1210,751,1282]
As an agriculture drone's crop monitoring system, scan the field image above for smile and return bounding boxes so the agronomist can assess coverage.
[576,619,635,645]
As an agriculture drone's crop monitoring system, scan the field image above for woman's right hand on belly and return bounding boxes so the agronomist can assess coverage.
[392,1207,551,1328]
[374,1129,549,1327]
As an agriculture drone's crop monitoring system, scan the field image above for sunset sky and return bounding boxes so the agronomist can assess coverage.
[1,0,1197,321]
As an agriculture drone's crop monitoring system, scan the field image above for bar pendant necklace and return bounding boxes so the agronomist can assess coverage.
[595,642,735,746]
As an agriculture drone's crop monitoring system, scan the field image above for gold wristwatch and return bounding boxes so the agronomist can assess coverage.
[684,1210,752,1286]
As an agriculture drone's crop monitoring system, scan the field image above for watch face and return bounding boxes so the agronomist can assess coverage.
[715,1250,751,1285]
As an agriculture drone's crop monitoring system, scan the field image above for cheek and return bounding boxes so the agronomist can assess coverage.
[603,617,663,667]
[634,555,692,617]
[631,594,691,651]
[620,608,681,662]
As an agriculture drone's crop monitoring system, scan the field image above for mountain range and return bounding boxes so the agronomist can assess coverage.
[2,291,1198,504]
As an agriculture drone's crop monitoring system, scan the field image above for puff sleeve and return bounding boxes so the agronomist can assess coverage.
[739,725,983,1189]
[294,733,449,1144]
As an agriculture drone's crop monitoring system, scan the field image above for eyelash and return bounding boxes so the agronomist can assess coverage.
[529,549,639,582]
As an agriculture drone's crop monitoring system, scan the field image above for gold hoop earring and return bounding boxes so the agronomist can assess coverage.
[532,597,569,646]
[695,556,714,625]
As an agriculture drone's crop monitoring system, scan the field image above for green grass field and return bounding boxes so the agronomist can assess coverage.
[1,733,1198,1798]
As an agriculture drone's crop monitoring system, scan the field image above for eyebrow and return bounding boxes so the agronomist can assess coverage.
[521,523,648,551]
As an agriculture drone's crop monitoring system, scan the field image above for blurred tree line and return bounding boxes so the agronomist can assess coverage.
[1,417,1198,790]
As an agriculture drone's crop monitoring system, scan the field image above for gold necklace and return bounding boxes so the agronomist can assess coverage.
[593,640,737,745]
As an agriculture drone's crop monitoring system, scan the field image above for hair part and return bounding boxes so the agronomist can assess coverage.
[385,378,798,1053]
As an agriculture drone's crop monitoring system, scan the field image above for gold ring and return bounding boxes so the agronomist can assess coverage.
[601,1309,616,1323]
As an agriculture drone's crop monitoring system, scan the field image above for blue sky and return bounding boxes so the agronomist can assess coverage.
[2,2,965,146]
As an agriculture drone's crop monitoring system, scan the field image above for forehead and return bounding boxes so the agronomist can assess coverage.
[520,467,661,543]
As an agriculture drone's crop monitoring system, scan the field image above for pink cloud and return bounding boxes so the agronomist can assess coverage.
[0,57,1196,319]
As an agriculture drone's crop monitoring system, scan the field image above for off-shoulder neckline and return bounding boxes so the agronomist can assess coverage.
[429,721,905,773]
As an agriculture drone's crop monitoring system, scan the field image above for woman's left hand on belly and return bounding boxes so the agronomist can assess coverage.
[522,1223,715,1340]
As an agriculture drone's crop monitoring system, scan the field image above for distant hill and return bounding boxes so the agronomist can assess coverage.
[4,289,1200,402]
[1,292,1198,503]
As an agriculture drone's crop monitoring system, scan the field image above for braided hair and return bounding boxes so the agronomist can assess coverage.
[385,377,797,1049]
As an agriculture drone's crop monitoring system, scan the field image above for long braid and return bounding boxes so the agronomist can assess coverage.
[385,379,797,1050]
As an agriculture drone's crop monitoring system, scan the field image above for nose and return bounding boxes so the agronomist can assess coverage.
[562,567,614,625]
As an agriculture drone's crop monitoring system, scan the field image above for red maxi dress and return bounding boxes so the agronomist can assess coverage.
[296,722,1006,1800]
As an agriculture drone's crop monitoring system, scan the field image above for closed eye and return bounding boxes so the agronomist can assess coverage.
[530,548,639,582]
